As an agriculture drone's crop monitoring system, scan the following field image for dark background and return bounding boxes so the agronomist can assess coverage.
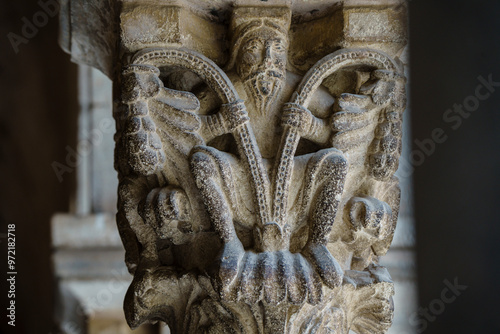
[0,1,78,334]
[411,0,500,333]
[0,0,499,333]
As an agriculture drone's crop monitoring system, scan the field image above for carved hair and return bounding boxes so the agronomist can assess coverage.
[226,6,291,70]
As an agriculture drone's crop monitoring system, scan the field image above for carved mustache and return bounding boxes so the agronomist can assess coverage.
[246,69,285,82]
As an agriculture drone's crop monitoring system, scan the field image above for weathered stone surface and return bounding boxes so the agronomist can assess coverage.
[61,1,408,333]
[61,0,407,78]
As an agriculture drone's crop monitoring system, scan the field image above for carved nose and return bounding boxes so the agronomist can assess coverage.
[264,47,273,66]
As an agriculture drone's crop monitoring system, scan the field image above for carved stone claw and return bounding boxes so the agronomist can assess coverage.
[331,94,377,134]
[347,196,393,240]
[302,243,344,289]
[337,93,372,110]
[220,99,250,132]
[360,69,406,107]
[138,187,193,244]
[122,64,162,103]
[281,102,314,136]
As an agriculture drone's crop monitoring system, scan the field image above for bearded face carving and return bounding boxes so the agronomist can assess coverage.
[235,28,288,113]
[236,29,287,86]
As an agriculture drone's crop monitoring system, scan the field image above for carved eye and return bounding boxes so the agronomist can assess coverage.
[273,40,285,53]
[245,40,262,53]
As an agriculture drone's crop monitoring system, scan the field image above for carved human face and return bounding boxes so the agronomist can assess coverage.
[235,28,288,113]
[236,28,287,86]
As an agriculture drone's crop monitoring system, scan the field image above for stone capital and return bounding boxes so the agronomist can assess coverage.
[60,1,408,332]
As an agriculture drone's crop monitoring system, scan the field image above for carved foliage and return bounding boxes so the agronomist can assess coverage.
[114,7,406,333]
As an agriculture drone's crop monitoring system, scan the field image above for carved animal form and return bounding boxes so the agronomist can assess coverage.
[114,7,406,333]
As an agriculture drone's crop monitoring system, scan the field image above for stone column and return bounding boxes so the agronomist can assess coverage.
[60,1,409,333]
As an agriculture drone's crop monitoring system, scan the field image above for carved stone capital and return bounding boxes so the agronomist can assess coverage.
[61,1,408,332]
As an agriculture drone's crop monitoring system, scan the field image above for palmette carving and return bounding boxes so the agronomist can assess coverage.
[114,6,407,333]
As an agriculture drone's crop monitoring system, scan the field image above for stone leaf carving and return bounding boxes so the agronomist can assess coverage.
[114,6,406,334]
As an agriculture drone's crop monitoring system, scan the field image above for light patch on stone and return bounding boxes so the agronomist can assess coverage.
[348,12,391,38]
